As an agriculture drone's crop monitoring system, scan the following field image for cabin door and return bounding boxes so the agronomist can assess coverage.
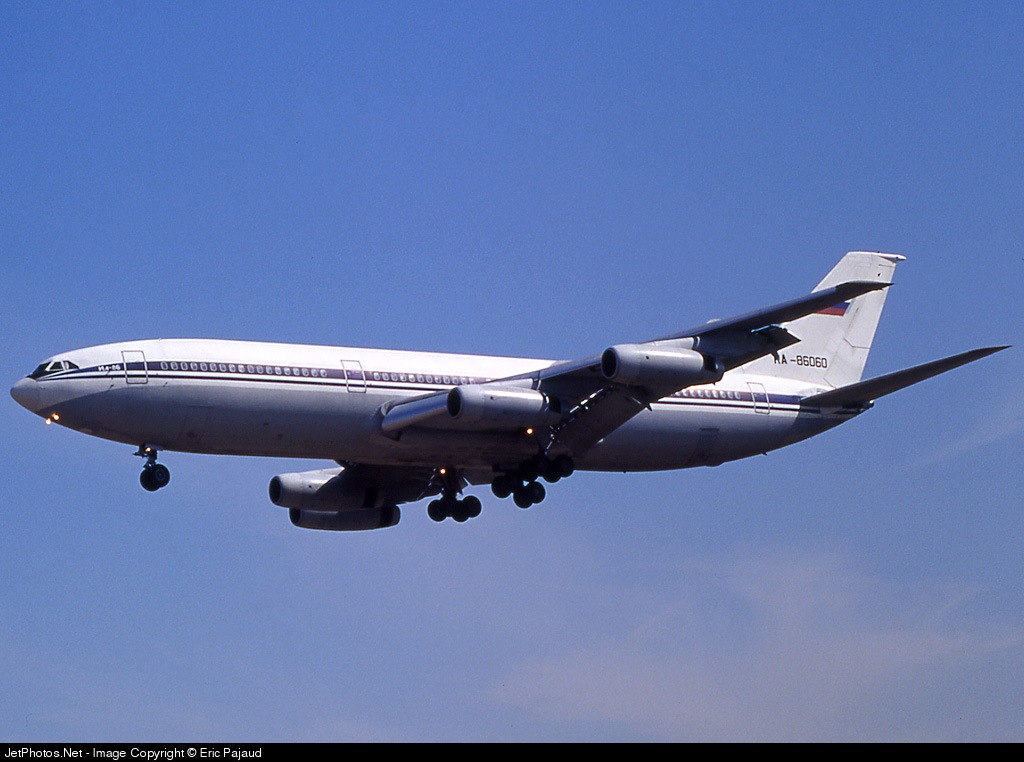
[341,359,366,393]
[747,382,770,414]
[121,350,148,385]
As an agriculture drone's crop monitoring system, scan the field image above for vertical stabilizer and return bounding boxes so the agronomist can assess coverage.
[743,251,905,388]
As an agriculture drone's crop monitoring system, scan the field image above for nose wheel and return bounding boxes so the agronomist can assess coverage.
[135,446,171,492]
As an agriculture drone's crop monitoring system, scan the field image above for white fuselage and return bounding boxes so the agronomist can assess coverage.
[14,338,853,478]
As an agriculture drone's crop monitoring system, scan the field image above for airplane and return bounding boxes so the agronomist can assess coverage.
[10,251,1008,531]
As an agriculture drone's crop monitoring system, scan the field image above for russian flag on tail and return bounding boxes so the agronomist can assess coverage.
[816,301,850,317]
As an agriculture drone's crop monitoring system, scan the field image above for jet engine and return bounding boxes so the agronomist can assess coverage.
[445,385,562,428]
[600,344,723,388]
[289,506,400,531]
[270,468,401,531]
[269,467,382,512]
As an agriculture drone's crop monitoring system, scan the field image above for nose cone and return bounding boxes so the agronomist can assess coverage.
[10,377,40,413]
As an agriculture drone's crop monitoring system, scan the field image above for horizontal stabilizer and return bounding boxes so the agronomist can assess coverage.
[802,346,1009,408]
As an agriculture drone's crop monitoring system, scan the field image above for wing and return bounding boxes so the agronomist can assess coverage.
[379,278,888,458]
[334,462,440,503]
[273,461,499,531]
[529,279,888,454]
[335,461,498,500]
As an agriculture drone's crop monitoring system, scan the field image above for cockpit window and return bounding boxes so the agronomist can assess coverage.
[28,360,79,379]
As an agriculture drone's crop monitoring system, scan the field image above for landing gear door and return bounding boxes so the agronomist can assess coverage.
[122,350,148,385]
[341,359,366,393]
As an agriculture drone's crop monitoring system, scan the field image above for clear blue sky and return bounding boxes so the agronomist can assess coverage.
[2,1,1022,741]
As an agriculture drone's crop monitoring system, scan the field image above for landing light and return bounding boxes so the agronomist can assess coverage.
[51,413,60,421]
[525,427,534,436]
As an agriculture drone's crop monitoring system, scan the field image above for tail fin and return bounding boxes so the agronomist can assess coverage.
[745,251,905,388]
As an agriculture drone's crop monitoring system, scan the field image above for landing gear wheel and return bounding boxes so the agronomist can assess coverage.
[140,468,159,492]
[428,499,445,522]
[491,474,516,499]
[553,454,574,478]
[150,463,170,489]
[462,495,482,519]
[498,454,570,507]
[513,481,546,508]
[428,482,482,523]
[136,446,170,492]
[516,458,541,483]
[541,460,562,483]
[140,463,170,492]
[526,481,546,504]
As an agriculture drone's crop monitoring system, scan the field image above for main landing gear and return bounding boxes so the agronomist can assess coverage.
[136,446,171,492]
[427,467,482,523]
[490,454,574,509]
[426,452,574,521]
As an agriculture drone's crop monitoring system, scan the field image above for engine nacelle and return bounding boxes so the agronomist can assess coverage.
[269,468,382,512]
[446,385,562,429]
[289,506,400,532]
[600,344,723,388]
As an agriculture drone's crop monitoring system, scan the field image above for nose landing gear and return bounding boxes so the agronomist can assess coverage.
[135,446,171,492]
